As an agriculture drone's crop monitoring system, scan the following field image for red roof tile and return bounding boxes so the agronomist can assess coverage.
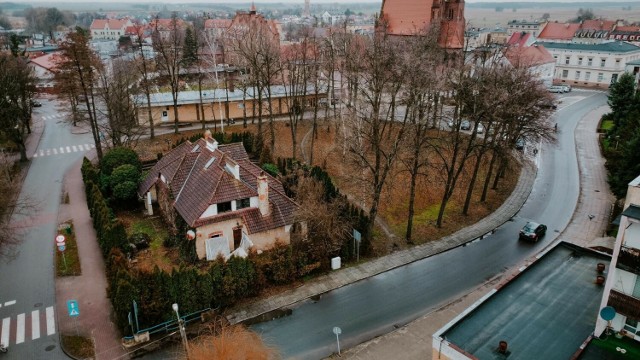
[507,32,532,47]
[538,22,580,40]
[30,52,62,72]
[505,44,555,67]
[141,139,297,232]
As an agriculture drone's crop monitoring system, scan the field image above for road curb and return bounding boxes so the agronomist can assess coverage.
[227,159,538,325]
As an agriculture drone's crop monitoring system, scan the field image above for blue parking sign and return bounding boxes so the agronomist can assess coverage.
[67,300,80,317]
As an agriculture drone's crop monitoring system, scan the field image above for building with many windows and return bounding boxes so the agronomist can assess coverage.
[89,18,133,40]
[542,41,640,89]
[507,19,545,36]
[595,175,640,342]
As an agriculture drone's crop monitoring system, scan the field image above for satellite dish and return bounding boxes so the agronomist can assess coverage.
[600,306,616,321]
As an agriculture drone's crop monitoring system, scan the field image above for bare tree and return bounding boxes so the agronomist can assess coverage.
[397,29,445,243]
[152,13,185,134]
[133,24,156,139]
[56,27,104,160]
[98,59,143,148]
[0,53,36,162]
[280,29,319,160]
[225,17,281,150]
[341,32,408,246]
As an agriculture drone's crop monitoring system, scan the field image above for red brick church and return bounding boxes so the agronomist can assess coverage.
[379,0,465,49]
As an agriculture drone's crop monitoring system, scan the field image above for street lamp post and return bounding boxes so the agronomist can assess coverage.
[172,303,190,358]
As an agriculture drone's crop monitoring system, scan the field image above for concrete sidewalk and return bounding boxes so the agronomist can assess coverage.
[334,105,615,360]
[226,159,537,325]
[56,159,127,360]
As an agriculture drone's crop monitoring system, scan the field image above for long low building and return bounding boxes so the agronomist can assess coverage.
[541,41,640,89]
[134,85,326,126]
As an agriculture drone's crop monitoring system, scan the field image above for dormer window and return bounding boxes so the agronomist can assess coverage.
[237,198,250,209]
[217,201,232,213]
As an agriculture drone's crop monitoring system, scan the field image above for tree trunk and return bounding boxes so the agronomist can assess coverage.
[405,155,419,244]
[481,150,498,202]
[462,151,483,215]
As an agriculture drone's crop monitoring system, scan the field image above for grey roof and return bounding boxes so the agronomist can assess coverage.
[442,242,610,360]
[134,84,326,107]
[538,41,640,53]
[622,204,640,220]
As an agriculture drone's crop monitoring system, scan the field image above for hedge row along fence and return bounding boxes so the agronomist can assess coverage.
[80,136,370,336]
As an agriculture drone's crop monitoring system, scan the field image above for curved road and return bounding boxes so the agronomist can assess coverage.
[0,97,93,359]
[250,91,608,359]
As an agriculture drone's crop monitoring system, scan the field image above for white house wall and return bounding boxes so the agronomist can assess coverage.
[624,222,640,249]
[195,217,291,260]
[548,47,640,88]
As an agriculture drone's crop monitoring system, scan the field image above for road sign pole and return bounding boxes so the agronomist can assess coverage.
[62,253,67,271]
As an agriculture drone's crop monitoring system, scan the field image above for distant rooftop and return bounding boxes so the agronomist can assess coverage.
[539,41,640,53]
[438,242,610,360]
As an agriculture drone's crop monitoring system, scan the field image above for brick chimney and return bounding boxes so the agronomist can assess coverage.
[257,171,269,216]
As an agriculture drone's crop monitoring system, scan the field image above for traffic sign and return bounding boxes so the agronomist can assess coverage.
[58,245,66,252]
[67,300,80,317]
[56,235,65,244]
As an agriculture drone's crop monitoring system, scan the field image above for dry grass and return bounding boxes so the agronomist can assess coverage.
[133,119,518,259]
[61,334,94,359]
[183,325,279,360]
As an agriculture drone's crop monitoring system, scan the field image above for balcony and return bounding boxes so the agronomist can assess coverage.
[617,245,640,275]
[608,290,640,321]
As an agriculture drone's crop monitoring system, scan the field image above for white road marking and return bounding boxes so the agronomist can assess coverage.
[52,148,58,155]
[72,145,78,152]
[65,146,71,153]
[45,307,55,336]
[59,147,64,153]
[4,300,15,307]
[31,310,40,340]
[39,150,45,157]
[16,313,24,344]
[84,144,91,150]
[1,317,9,347]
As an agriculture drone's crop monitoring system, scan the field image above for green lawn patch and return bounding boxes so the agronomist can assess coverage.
[61,334,94,359]
[127,216,169,250]
[56,223,81,276]
[600,119,614,131]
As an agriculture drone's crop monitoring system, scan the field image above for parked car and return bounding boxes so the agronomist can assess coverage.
[447,119,454,128]
[519,221,547,242]
[476,122,485,134]
[547,85,565,93]
[460,120,471,130]
[560,84,571,92]
[31,100,42,107]
[515,136,525,150]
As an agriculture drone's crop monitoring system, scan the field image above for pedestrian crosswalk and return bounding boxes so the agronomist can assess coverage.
[32,144,95,158]
[0,306,56,347]
[41,114,66,122]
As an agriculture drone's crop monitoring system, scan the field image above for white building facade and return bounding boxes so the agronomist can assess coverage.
[595,175,640,342]
[542,41,640,89]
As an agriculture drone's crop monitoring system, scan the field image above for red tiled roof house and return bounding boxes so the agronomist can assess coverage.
[138,137,299,261]
[90,18,133,40]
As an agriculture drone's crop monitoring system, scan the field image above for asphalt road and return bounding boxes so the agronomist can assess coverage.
[250,91,608,359]
[0,97,93,359]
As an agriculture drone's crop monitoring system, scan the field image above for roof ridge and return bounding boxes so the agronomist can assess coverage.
[175,152,201,203]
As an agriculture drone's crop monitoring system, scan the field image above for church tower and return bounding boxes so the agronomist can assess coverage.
[439,0,465,49]
[378,0,465,50]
